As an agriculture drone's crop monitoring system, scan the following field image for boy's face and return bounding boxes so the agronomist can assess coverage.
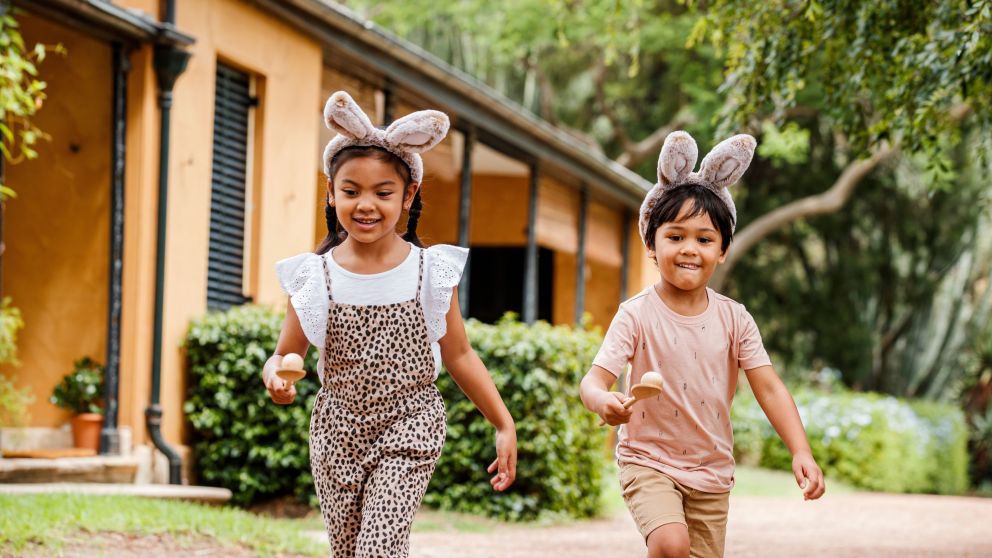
[650,202,727,293]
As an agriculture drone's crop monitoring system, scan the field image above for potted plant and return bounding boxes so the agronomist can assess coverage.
[50,357,104,451]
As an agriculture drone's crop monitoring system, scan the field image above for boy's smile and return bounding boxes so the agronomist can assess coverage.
[651,201,727,297]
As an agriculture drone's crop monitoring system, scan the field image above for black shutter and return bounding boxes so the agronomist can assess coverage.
[207,63,252,310]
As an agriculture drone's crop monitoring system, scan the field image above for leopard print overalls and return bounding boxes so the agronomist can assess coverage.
[310,249,447,558]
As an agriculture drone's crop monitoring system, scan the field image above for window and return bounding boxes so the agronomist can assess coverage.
[467,246,553,323]
[206,63,254,310]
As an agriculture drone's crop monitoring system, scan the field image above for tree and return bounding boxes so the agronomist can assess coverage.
[692,0,990,286]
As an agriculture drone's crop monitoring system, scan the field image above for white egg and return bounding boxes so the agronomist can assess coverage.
[281,353,304,371]
[640,371,664,387]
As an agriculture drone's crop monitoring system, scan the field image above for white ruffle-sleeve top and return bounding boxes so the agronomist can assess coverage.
[275,244,468,381]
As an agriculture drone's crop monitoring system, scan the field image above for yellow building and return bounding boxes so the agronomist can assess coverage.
[2,0,654,482]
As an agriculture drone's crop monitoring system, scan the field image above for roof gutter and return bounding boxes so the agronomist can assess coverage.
[21,0,193,46]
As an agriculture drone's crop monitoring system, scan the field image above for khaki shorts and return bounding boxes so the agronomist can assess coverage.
[619,462,730,558]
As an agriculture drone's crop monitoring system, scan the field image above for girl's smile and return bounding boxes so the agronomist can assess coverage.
[329,156,417,247]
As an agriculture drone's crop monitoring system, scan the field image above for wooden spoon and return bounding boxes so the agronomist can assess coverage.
[275,353,306,385]
[600,371,664,426]
[276,369,306,384]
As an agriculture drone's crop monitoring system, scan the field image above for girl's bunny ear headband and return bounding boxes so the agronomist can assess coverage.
[322,90,451,185]
[638,131,757,245]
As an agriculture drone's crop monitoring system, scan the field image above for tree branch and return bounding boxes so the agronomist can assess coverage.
[593,57,633,152]
[594,57,693,169]
[522,54,558,125]
[615,118,693,169]
[710,143,898,290]
[710,102,974,291]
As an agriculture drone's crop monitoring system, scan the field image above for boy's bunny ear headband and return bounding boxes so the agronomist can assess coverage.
[322,90,450,185]
[638,131,757,244]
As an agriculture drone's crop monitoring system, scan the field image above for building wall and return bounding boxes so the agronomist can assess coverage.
[149,0,322,442]
[2,15,112,427]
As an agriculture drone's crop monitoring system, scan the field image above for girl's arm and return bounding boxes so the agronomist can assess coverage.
[745,365,825,500]
[438,287,517,491]
[262,299,311,405]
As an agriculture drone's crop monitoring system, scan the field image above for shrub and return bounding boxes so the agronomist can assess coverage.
[184,306,318,506]
[49,357,104,415]
[184,307,608,519]
[0,297,24,366]
[425,315,608,521]
[732,386,969,494]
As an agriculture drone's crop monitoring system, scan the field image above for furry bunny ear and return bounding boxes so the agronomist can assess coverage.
[698,134,757,189]
[324,91,376,140]
[658,131,699,187]
[384,110,450,153]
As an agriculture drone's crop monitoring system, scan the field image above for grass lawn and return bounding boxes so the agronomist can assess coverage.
[0,466,856,554]
[0,493,326,557]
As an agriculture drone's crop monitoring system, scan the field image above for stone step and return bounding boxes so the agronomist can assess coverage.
[0,455,139,484]
[0,482,232,504]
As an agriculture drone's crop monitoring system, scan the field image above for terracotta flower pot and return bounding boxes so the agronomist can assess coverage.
[71,413,103,451]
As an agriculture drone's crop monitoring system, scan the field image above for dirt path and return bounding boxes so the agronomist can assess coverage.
[408,492,992,557]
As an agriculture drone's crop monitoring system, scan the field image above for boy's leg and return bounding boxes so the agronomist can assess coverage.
[682,488,730,558]
[620,463,691,558]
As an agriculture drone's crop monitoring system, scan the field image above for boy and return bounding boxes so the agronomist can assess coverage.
[580,132,824,558]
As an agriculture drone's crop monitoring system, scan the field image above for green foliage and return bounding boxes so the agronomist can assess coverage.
[184,307,608,519]
[425,315,608,521]
[730,126,992,398]
[732,385,969,494]
[184,305,318,507]
[0,297,23,366]
[693,0,992,167]
[345,0,724,174]
[49,357,104,415]
[0,371,32,427]
[0,6,62,200]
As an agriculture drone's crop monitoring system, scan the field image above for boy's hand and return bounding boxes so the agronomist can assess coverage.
[793,451,825,500]
[487,425,517,492]
[264,371,296,405]
[597,392,634,426]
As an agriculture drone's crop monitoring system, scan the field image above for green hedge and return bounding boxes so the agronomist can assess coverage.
[184,307,608,519]
[184,306,319,506]
[732,386,969,494]
[425,315,608,521]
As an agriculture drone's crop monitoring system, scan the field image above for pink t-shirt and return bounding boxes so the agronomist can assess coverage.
[592,286,771,493]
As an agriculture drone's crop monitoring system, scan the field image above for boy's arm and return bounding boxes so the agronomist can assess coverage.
[580,366,633,425]
[438,288,517,491]
[745,365,825,500]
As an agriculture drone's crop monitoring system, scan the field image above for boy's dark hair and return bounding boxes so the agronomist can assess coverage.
[315,145,424,255]
[643,183,734,254]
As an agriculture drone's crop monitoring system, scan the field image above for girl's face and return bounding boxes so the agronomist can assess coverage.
[650,201,726,294]
[329,156,417,246]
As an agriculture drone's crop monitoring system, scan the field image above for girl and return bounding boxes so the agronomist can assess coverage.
[262,91,517,558]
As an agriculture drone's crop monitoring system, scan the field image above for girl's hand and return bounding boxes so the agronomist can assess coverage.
[793,451,825,500]
[264,372,297,405]
[597,392,633,426]
[487,425,517,492]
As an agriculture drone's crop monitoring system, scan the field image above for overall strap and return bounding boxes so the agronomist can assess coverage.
[415,247,425,301]
[320,251,333,302]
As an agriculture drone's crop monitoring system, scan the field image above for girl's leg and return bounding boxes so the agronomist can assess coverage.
[355,402,445,558]
[647,523,691,558]
[310,394,364,558]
